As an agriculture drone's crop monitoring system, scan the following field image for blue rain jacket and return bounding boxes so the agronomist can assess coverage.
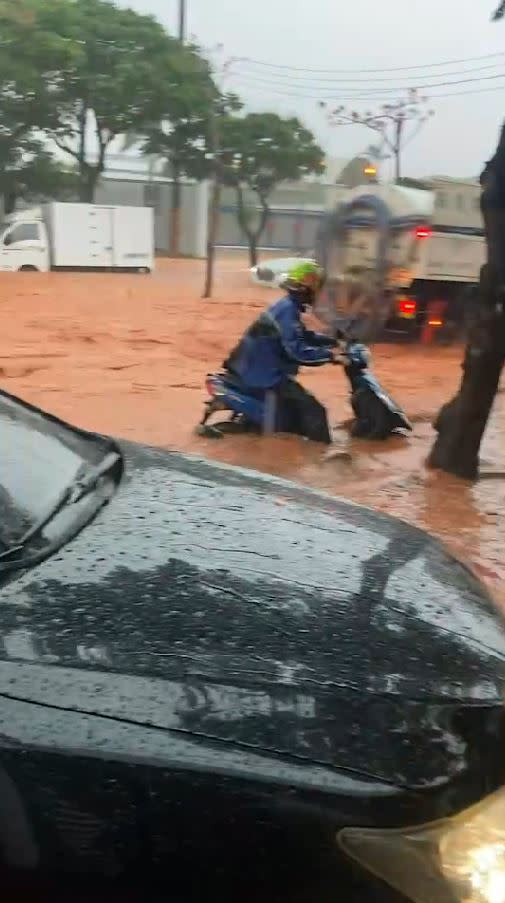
[225,294,334,390]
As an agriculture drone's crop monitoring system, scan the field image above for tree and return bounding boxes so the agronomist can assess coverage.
[323,90,433,182]
[34,0,214,202]
[146,107,323,270]
[146,105,323,279]
[1,143,78,214]
[5,150,78,214]
[218,113,325,266]
[142,90,242,183]
[427,263,504,480]
[143,87,242,296]
[492,2,505,18]
[0,0,74,212]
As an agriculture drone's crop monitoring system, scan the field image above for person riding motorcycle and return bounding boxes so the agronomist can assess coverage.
[223,261,337,443]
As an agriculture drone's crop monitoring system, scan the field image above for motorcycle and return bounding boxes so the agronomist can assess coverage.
[333,332,412,439]
[197,194,414,442]
[196,333,412,441]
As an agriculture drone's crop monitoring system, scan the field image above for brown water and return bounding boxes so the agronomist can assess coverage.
[1,255,503,606]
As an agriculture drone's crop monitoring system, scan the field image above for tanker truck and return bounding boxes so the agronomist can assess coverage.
[321,178,485,339]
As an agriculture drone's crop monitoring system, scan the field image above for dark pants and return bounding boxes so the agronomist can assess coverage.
[224,370,331,444]
[276,379,332,444]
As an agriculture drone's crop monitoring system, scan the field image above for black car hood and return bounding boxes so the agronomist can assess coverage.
[1,441,504,796]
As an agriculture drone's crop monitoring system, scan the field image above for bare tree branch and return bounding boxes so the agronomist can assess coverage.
[52,135,80,160]
[323,92,433,182]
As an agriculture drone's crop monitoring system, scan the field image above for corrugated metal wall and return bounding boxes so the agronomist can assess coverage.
[96,177,208,257]
[216,206,322,252]
[215,183,347,252]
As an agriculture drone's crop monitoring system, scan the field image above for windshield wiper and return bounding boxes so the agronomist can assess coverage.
[0,451,121,564]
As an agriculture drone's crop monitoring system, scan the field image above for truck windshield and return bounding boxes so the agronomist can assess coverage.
[0,391,122,556]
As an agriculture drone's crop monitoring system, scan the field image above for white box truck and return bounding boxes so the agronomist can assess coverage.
[0,203,154,273]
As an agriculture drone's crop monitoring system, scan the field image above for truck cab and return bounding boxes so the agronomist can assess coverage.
[0,208,50,272]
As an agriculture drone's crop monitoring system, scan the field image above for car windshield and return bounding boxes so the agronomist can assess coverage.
[0,390,120,552]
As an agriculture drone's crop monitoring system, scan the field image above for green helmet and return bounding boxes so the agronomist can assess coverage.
[284,260,325,295]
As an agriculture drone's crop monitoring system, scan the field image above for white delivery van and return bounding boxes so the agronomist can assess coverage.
[0,203,154,273]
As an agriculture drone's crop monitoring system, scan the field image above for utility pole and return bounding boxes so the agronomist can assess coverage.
[168,0,186,257]
[394,112,404,182]
[202,93,221,298]
[202,53,232,298]
[178,0,186,40]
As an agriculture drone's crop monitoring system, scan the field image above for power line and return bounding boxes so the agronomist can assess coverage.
[229,75,505,104]
[228,68,505,96]
[229,71,505,101]
[232,50,505,75]
[232,59,505,85]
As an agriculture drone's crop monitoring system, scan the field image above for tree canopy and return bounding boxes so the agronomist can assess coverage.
[147,110,324,266]
[219,113,324,265]
[1,0,216,204]
[1,0,324,253]
[0,0,73,209]
[39,0,214,201]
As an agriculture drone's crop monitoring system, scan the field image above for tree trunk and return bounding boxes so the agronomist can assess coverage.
[235,186,270,269]
[247,235,258,267]
[394,114,404,182]
[427,264,505,480]
[77,100,88,201]
[169,161,182,257]
[3,190,17,216]
[79,168,98,203]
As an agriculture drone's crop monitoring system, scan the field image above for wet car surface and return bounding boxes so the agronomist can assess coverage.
[1,388,505,902]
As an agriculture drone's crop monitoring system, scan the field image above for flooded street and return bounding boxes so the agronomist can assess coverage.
[1,255,503,605]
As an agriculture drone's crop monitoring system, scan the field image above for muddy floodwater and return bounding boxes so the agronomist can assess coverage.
[1,255,503,607]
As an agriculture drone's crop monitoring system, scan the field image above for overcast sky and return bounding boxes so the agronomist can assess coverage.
[120,0,505,179]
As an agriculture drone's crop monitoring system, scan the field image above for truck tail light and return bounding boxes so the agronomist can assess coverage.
[397,297,417,319]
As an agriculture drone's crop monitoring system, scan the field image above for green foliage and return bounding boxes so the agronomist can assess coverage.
[143,91,242,182]
[147,108,323,192]
[1,145,78,213]
[492,1,505,19]
[0,0,74,208]
[221,113,324,265]
[148,108,323,264]
[219,112,324,195]
[0,0,216,202]
[1,0,324,238]
[38,0,215,201]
